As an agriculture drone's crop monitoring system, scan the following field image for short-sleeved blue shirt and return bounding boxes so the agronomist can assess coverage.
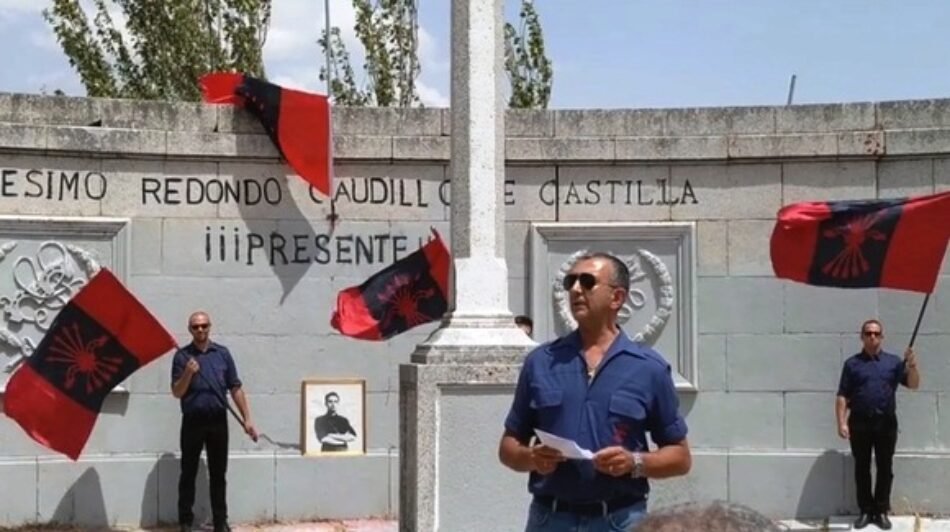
[504,330,688,503]
[171,342,242,415]
[837,350,908,417]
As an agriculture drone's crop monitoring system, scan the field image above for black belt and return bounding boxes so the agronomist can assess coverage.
[533,494,644,517]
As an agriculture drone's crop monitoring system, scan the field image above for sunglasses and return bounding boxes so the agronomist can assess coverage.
[190,323,210,330]
[862,331,882,338]
[562,273,608,291]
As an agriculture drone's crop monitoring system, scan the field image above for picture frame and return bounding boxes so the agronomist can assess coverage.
[301,379,366,456]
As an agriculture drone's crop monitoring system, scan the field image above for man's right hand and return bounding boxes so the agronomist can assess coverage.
[838,423,850,439]
[184,357,200,375]
[530,444,566,475]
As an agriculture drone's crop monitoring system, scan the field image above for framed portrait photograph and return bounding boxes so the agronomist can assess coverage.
[301,379,366,456]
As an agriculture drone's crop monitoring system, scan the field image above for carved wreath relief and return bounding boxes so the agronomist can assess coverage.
[552,249,675,344]
[0,241,101,374]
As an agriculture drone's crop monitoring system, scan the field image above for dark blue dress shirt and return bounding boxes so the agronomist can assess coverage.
[837,350,908,417]
[171,342,242,415]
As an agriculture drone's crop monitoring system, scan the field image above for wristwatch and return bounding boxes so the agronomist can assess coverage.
[630,451,645,479]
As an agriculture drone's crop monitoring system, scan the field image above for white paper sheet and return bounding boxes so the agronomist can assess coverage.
[534,428,594,460]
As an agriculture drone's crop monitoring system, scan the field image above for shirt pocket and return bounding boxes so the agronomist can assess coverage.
[529,386,563,429]
[607,391,647,447]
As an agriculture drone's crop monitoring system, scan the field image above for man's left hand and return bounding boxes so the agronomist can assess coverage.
[905,347,917,369]
[244,421,259,442]
[592,446,632,477]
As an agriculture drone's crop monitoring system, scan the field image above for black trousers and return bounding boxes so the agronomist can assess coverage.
[849,413,898,514]
[178,411,229,527]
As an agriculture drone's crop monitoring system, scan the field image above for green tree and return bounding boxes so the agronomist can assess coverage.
[320,0,420,107]
[504,0,553,109]
[43,0,272,101]
[321,0,553,109]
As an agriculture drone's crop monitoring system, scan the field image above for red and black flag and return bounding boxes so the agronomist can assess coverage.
[770,191,950,293]
[3,269,176,460]
[199,72,332,197]
[331,230,451,340]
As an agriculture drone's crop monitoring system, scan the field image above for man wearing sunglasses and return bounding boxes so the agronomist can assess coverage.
[499,252,691,531]
[171,311,257,532]
[836,319,920,530]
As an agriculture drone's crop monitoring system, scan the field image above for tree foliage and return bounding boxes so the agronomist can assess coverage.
[320,0,420,107]
[43,0,272,101]
[321,0,553,109]
[504,0,553,109]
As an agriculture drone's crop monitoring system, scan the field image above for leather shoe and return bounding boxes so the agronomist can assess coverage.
[853,513,874,529]
[213,523,232,532]
[876,513,892,530]
[179,526,192,532]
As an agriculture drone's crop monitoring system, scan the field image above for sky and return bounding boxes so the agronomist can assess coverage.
[2,1,950,109]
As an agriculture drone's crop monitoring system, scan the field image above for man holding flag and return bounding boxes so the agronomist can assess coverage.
[771,190,947,530]
[171,311,257,532]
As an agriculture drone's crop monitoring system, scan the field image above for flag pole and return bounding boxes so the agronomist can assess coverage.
[908,293,931,348]
[324,0,338,225]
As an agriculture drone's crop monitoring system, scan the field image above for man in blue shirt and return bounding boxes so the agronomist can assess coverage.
[836,319,920,530]
[499,252,691,531]
[171,311,257,532]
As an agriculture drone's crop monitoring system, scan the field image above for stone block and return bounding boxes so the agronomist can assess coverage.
[878,99,950,129]
[728,451,849,519]
[131,218,162,275]
[99,129,168,156]
[101,159,218,219]
[878,158,934,197]
[227,455,277,524]
[838,130,885,157]
[935,157,950,193]
[665,108,734,135]
[334,107,442,136]
[648,452,729,508]
[0,92,13,121]
[670,163,781,221]
[15,94,99,126]
[556,165,673,221]
[939,393,950,450]
[0,123,47,150]
[158,452,212,525]
[894,391,939,450]
[680,392,784,449]
[696,221,727,276]
[615,135,728,160]
[212,161,324,221]
[392,136,449,160]
[697,277,784,333]
[901,335,950,394]
[890,454,950,513]
[45,126,105,152]
[507,277,528,317]
[698,334,726,391]
[783,283,879,333]
[785,392,848,451]
[438,386,532,532]
[334,135,393,160]
[212,105,264,134]
[554,109,666,137]
[165,131,254,158]
[84,394,180,454]
[879,283,949,335]
[727,219,774,276]
[0,154,102,216]
[0,460,37,524]
[775,103,876,133]
[275,454,392,520]
[728,334,841,391]
[121,354,177,395]
[504,165,556,221]
[366,390,399,451]
[728,133,838,159]
[886,128,950,155]
[782,161,876,205]
[506,109,554,137]
[505,222,530,279]
[506,138,615,161]
[37,457,159,526]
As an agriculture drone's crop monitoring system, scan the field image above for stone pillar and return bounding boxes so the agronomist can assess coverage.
[399,0,535,530]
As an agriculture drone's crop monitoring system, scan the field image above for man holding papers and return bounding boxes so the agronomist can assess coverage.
[499,252,691,531]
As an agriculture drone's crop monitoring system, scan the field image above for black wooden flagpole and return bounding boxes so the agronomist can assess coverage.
[908,293,931,348]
